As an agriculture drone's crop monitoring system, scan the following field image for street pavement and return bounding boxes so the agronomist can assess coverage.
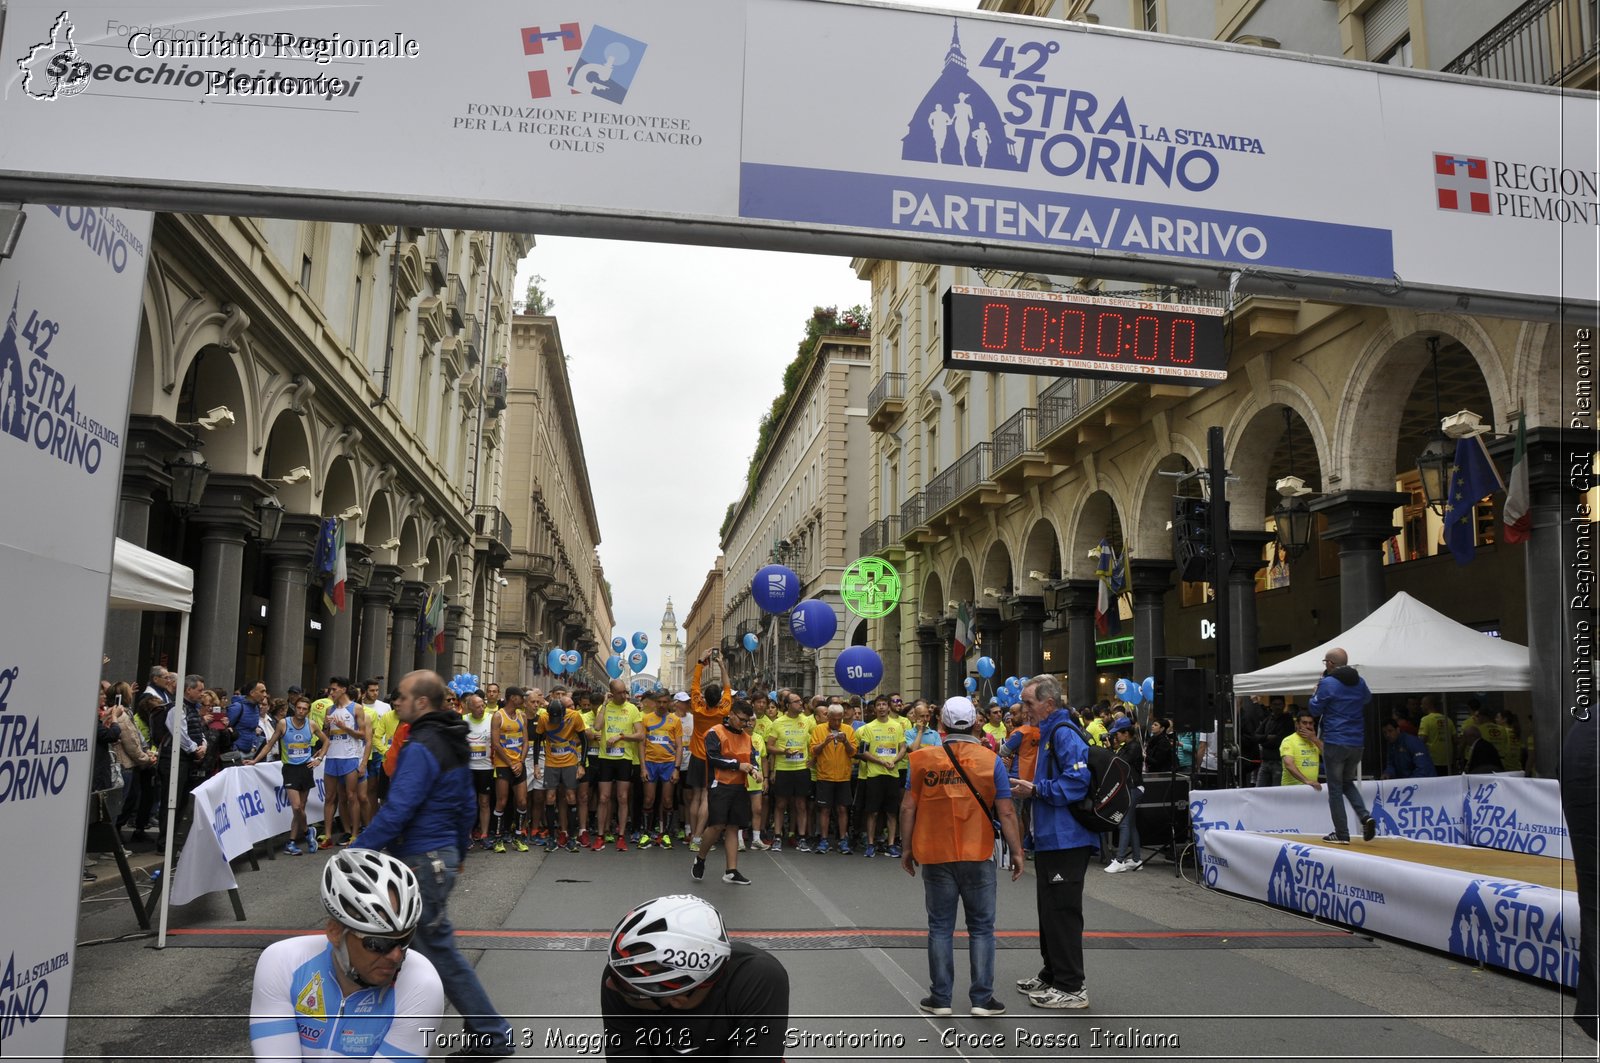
[63,835,1590,1061]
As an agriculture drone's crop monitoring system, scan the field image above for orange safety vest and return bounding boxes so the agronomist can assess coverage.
[908,740,1001,865]
[707,723,753,788]
[383,722,410,777]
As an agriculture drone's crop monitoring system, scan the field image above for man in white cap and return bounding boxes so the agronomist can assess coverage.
[899,695,1025,1019]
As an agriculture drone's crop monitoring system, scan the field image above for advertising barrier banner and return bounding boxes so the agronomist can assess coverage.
[169,762,328,907]
[0,1,1593,314]
[0,203,151,1061]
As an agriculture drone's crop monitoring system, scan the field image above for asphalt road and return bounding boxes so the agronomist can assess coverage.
[58,834,1591,1062]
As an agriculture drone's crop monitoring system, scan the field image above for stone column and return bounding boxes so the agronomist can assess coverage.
[1010,596,1048,679]
[390,581,428,682]
[936,618,959,702]
[1490,428,1591,778]
[442,604,468,679]
[319,543,367,683]
[105,417,192,682]
[1063,579,1100,708]
[1226,531,1274,677]
[357,564,400,687]
[974,607,1004,677]
[263,515,320,695]
[186,476,268,692]
[1310,490,1408,630]
[1127,559,1175,683]
[917,623,942,703]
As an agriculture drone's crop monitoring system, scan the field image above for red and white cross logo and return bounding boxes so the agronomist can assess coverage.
[522,23,583,99]
[1434,154,1492,215]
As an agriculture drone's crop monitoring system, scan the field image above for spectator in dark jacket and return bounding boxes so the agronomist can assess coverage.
[1381,720,1436,779]
[1307,648,1375,844]
[1255,697,1295,787]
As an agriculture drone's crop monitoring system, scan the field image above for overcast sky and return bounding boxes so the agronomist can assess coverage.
[513,0,979,662]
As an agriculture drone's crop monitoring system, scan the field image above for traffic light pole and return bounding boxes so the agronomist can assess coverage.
[1207,427,1237,788]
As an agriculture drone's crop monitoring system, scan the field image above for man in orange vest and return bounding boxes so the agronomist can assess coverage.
[900,696,1024,1020]
[693,700,759,887]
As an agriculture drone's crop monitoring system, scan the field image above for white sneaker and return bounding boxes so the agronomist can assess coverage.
[750,836,770,851]
[1104,859,1126,873]
[1125,859,1144,872]
[1030,986,1090,1009]
[738,834,747,851]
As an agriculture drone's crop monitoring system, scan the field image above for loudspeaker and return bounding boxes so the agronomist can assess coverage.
[1167,667,1214,732]
[1149,655,1191,726]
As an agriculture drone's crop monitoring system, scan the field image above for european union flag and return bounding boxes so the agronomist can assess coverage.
[1444,437,1501,565]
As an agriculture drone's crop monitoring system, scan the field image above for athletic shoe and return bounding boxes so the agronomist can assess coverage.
[660,834,673,850]
[545,837,558,853]
[284,841,302,856]
[556,830,569,848]
[676,827,687,840]
[797,838,812,853]
[604,833,616,844]
[513,836,530,853]
[838,840,852,855]
[864,844,877,858]
[1104,859,1126,874]
[1320,832,1350,845]
[616,838,628,852]
[479,837,495,852]
[970,998,1008,1017]
[1015,976,1048,994]
[566,837,579,853]
[638,834,653,850]
[578,830,591,848]
[493,838,506,854]
[770,838,783,853]
[749,836,769,851]
[592,837,605,852]
[691,858,706,881]
[1124,859,1144,872]
[305,831,320,853]
[689,838,702,853]
[722,869,751,885]
[816,838,830,854]
[1361,817,1377,842]
[1030,986,1089,1009]
[918,997,952,1016]
[888,843,903,858]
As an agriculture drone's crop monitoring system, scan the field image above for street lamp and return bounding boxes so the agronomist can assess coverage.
[166,444,211,516]
[1414,336,1454,515]
[254,493,286,543]
[1271,408,1316,560]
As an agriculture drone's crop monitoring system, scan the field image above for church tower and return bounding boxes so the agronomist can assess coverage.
[659,598,684,691]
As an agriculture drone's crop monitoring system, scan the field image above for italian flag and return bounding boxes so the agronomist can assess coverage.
[1503,413,1530,544]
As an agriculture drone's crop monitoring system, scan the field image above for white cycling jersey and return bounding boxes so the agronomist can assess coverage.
[250,934,442,1061]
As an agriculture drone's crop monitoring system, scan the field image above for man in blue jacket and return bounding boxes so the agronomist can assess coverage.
[1010,674,1095,1010]
[355,669,512,1059]
[1381,719,1436,779]
[1307,647,1376,844]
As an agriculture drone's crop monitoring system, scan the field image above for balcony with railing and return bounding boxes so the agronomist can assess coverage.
[898,492,925,542]
[1443,0,1597,87]
[925,442,992,526]
[859,515,904,558]
[430,231,449,287]
[1037,376,1079,439]
[447,275,466,329]
[867,371,907,430]
[463,313,482,368]
[473,505,512,568]
[990,407,1056,489]
[486,364,508,414]
[525,552,555,587]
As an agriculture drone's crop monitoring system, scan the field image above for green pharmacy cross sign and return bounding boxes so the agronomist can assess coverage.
[840,557,902,619]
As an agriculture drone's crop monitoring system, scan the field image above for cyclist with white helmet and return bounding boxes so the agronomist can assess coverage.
[249,848,443,1060]
[601,894,789,1060]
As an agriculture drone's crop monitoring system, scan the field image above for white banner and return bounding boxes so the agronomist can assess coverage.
[0,2,1592,313]
[1204,830,1579,988]
[169,762,328,907]
[0,204,150,1062]
[1461,774,1571,860]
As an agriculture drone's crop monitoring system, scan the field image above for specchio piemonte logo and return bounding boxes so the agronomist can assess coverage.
[17,11,92,101]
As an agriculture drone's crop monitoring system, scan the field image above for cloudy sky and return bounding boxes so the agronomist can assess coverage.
[513,0,980,662]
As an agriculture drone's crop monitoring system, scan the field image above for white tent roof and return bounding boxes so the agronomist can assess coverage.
[1233,591,1529,695]
[110,538,193,613]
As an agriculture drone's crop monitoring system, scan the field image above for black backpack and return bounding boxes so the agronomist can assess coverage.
[1046,719,1134,833]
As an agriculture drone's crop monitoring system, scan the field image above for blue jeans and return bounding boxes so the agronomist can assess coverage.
[1322,743,1371,839]
[1115,785,1143,861]
[403,848,512,1050]
[923,860,996,1007]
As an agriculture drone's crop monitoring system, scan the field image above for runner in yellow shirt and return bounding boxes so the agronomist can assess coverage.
[489,688,532,852]
[809,706,858,853]
[855,699,906,858]
[537,689,586,853]
[769,692,813,852]
[638,689,683,849]
[1280,712,1324,789]
[592,680,645,851]
[744,727,770,852]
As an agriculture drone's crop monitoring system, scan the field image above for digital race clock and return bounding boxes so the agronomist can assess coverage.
[942,285,1227,386]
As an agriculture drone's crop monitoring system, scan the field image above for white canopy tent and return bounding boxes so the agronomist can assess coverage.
[1233,591,1531,695]
[108,538,193,946]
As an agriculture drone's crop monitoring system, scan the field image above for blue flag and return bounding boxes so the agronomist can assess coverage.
[1444,437,1501,565]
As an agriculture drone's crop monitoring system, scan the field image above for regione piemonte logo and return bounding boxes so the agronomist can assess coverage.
[1434,153,1492,215]
[521,21,647,104]
[17,10,92,101]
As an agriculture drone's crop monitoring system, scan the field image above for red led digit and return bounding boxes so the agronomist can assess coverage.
[980,302,1010,350]
[1169,317,1195,364]
[1020,306,1048,352]
[1095,311,1123,359]
[1133,315,1160,362]
[1057,309,1086,356]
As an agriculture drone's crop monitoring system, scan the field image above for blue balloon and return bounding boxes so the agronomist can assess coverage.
[963,677,977,694]
[628,649,648,672]
[565,651,583,675]
[1009,676,1023,691]
[632,631,649,651]
[1142,676,1155,703]
[742,632,760,653]
[751,564,802,613]
[611,636,627,654]
[546,648,564,673]
[975,656,996,679]
[768,690,779,702]
[1114,677,1133,702]
[789,599,838,649]
[835,646,884,697]
[605,655,624,679]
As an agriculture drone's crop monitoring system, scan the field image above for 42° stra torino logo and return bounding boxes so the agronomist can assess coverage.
[17,11,92,101]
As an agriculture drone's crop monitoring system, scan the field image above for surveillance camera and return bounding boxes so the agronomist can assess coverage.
[378,537,401,550]
[496,576,509,587]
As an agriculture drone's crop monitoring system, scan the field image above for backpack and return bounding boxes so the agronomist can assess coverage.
[1048,718,1134,833]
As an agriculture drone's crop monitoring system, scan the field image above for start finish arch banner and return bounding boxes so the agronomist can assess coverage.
[0,1,1594,316]
[0,204,151,1060]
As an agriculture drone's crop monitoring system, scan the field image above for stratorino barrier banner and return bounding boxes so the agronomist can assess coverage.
[0,1,1593,315]
[0,204,150,1061]
[1203,830,1579,988]
[169,762,328,907]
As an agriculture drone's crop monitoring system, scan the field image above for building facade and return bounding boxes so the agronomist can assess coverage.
[855,0,1594,775]
[721,332,872,696]
[684,558,726,676]
[497,314,610,690]
[106,217,531,697]
[658,599,685,691]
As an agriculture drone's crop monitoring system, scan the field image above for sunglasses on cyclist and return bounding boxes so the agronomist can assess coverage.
[350,929,414,954]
